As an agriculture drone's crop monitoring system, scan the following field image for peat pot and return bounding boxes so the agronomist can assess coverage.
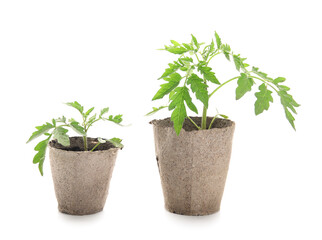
[49,137,120,215]
[151,117,235,216]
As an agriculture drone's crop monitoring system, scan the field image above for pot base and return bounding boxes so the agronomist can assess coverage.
[165,205,220,216]
[58,205,103,216]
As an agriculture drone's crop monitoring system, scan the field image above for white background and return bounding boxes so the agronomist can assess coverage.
[0,0,321,239]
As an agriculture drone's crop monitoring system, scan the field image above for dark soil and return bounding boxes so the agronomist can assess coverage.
[49,137,116,152]
[150,117,233,132]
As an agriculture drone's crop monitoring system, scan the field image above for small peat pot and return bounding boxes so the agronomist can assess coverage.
[49,137,120,215]
[151,117,235,216]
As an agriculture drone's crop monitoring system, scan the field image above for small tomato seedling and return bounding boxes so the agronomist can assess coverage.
[27,101,124,175]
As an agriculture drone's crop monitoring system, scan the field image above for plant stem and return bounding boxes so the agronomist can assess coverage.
[187,116,201,130]
[90,142,100,152]
[209,76,239,98]
[83,135,88,151]
[250,75,279,93]
[208,114,219,129]
[201,105,207,129]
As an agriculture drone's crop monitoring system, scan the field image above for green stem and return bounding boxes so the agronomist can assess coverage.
[194,53,200,62]
[187,116,201,130]
[207,50,220,64]
[250,75,279,93]
[90,142,100,152]
[209,76,239,98]
[208,114,219,129]
[201,105,207,129]
[83,135,88,151]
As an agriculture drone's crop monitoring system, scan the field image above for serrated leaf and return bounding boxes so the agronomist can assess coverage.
[273,77,286,84]
[233,54,243,71]
[279,90,300,114]
[236,73,254,100]
[168,87,197,135]
[254,84,273,115]
[197,62,220,84]
[109,138,124,148]
[153,73,182,100]
[252,67,273,82]
[146,106,168,116]
[284,108,296,130]
[187,73,209,108]
[221,44,231,60]
[100,107,109,117]
[52,127,70,146]
[33,136,51,176]
[85,107,95,117]
[158,62,181,79]
[66,101,84,114]
[87,114,97,125]
[69,121,86,136]
[27,122,54,143]
[164,45,189,54]
[107,114,123,124]
[215,31,222,49]
[56,116,66,123]
[191,34,199,50]
[170,40,180,46]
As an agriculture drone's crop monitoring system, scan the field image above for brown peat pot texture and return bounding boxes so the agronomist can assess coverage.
[151,117,235,216]
[49,137,120,215]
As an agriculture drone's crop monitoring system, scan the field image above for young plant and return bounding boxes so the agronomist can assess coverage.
[149,31,299,135]
[27,101,124,176]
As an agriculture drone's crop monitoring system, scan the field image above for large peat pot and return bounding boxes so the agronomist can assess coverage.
[49,137,120,215]
[151,117,235,216]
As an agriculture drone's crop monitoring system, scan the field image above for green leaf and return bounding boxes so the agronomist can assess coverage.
[100,107,109,117]
[108,138,124,148]
[284,108,296,130]
[170,40,180,46]
[187,73,209,108]
[169,87,197,135]
[69,121,86,136]
[252,67,273,82]
[85,107,95,118]
[145,106,168,116]
[197,62,220,84]
[158,61,181,79]
[236,73,254,100]
[215,31,222,49]
[33,136,51,176]
[221,44,231,60]
[27,122,54,143]
[107,114,123,124]
[164,44,189,54]
[87,114,97,125]
[219,114,229,119]
[52,127,70,146]
[233,54,244,71]
[153,73,182,100]
[66,101,84,114]
[278,90,300,114]
[254,84,273,115]
[191,34,199,50]
[273,77,286,84]
[56,116,66,123]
